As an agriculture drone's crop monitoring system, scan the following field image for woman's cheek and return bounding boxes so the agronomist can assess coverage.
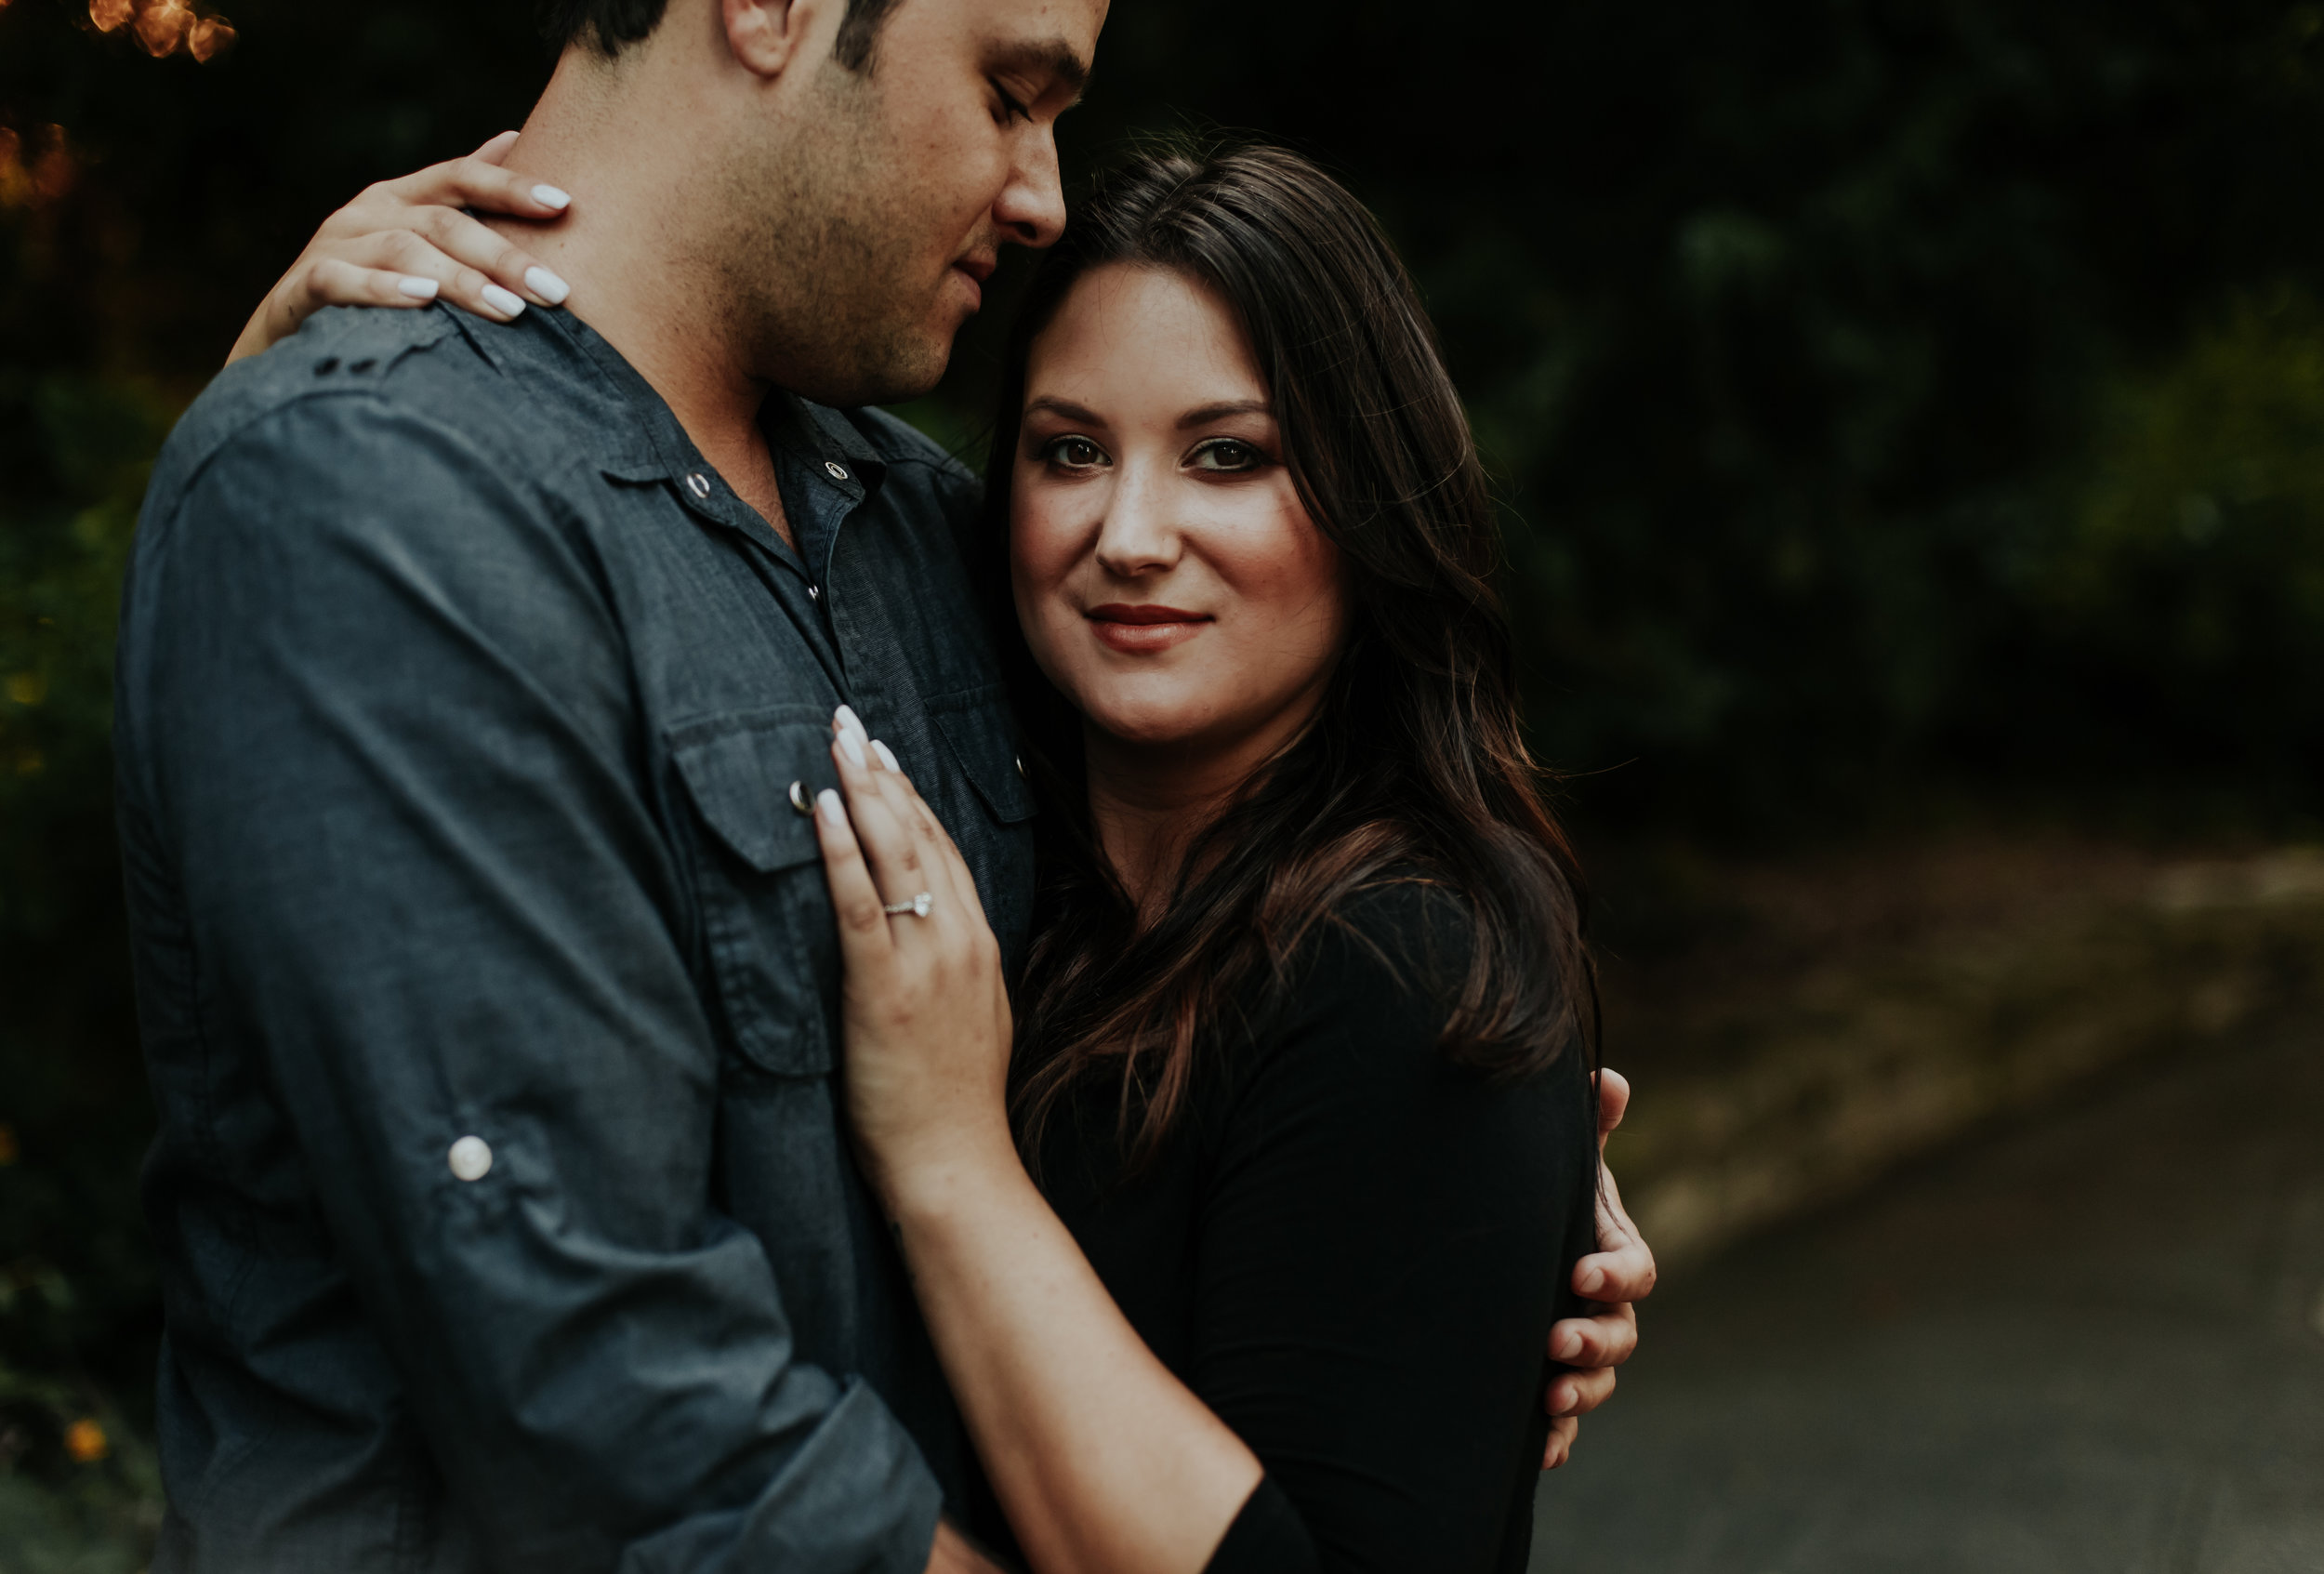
[1009,488,1083,693]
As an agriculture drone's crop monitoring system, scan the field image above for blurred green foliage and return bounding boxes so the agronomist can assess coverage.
[2044,288,2324,787]
[0,363,170,1563]
[3,0,2324,1554]
[1029,0,2324,827]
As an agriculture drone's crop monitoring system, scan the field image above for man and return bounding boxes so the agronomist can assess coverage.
[113,1,1651,1568]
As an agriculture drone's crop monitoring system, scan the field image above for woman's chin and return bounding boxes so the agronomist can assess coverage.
[1076,696,1218,755]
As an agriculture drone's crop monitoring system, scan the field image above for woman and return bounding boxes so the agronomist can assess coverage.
[238,139,1634,1572]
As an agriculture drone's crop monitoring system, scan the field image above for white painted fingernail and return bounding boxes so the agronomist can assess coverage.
[834,705,867,743]
[871,740,899,772]
[523,266,570,306]
[817,788,845,825]
[838,731,865,768]
[531,183,572,211]
[396,276,440,299]
[481,284,527,319]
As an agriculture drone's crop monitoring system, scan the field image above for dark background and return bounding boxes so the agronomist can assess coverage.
[5,0,2322,1556]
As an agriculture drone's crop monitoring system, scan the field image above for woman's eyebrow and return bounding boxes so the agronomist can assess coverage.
[1177,400,1272,429]
[1023,395,1107,426]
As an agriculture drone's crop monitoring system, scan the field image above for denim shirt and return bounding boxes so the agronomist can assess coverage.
[112,302,1035,1573]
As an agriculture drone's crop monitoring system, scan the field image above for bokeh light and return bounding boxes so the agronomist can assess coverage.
[0,125,78,211]
[86,0,233,60]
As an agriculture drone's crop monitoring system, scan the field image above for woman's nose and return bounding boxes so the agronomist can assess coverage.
[1091,467,1180,577]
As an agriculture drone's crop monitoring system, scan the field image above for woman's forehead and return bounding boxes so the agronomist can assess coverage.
[1025,265,1267,416]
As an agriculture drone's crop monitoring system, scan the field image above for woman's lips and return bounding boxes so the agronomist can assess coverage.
[1086,603,1212,655]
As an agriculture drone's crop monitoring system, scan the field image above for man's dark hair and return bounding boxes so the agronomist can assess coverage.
[536,0,901,69]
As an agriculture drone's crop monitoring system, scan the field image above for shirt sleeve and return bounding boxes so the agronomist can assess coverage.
[114,393,942,1573]
[1183,888,1593,1574]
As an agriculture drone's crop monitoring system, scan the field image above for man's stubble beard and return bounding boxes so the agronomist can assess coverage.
[708,64,956,408]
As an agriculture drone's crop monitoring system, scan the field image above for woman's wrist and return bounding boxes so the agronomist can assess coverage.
[227,295,279,366]
[876,1120,1034,1232]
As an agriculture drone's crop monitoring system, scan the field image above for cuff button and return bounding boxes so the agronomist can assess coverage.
[447,1135,494,1182]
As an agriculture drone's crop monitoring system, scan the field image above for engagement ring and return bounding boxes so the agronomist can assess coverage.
[882,892,933,919]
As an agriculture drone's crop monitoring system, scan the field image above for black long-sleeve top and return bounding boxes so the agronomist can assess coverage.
[1003,881,1598,1573]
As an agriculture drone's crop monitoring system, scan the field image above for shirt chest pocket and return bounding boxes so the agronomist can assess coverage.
[667,708,840,1078]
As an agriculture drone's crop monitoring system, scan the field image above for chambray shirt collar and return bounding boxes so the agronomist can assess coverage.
[468,304,888,574]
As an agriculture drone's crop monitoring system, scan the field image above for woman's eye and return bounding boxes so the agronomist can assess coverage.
[1039,436,1108,470]
[1189,438,1266,473]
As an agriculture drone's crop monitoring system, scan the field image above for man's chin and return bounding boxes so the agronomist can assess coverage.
[788,329,956,411]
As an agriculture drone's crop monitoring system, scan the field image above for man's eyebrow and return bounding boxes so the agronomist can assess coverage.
[1178,400,1272,428]
[1023,395,1107,425]
[991,36,1092,102]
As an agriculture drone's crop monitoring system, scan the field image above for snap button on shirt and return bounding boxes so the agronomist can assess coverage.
[447,1135,494,1182]
[686,473,711,499]
[825,461,849,482]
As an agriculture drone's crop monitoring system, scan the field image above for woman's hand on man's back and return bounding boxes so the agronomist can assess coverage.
[1542,1067,1657,1469]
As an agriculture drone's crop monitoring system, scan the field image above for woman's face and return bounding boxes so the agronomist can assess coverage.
[1010,265,1348,767]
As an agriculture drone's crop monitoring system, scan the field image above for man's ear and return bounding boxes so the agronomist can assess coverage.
[722,0,838,79]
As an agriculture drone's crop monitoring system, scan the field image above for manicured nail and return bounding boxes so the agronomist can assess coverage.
[870,740,899,772]
[816,788,845,826]
[531,183,573,211]
[834,705,867,744]
[838,731,865,768]
[1556,1330,1583,1361]
[1578,1265,1605,1296]
[396,276,440,299]
[480,284,527,319]
[523,266,571,307]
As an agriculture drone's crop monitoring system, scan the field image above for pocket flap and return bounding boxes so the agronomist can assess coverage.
[923,687,1037,825]
[667,709,834,872]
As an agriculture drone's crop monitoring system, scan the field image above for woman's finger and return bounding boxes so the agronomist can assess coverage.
[469,129,522,166]
[297,256,442,315]
[833,735,928,908]
[861,749,982,928]
[1542,1415,1578,1470]
[1595,1067,1631,1152]
[872,744,954,852]
[812,787,896,964]
[1577,1165,1657,1302]
[360,231,526,323]
[858,738,966,877]
[382,144,574,226]
[1545,1363,1618,1419]
[858,750,951,879]
[1550,1301,1638,1369]
[408,204,570,308]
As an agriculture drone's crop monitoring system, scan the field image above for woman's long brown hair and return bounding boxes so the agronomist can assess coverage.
[978,139,1597,1167]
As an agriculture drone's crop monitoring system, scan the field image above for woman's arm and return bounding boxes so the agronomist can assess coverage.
[227,132,574,365]
[812,719,1262,1574]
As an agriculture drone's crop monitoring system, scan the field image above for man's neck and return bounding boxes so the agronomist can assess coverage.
[483,47,792,538]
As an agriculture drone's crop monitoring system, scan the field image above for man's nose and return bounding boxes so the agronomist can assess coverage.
[995,127,1066,250]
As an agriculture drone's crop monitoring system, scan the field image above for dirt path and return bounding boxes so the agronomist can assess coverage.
[1530,1015,2324,1573]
